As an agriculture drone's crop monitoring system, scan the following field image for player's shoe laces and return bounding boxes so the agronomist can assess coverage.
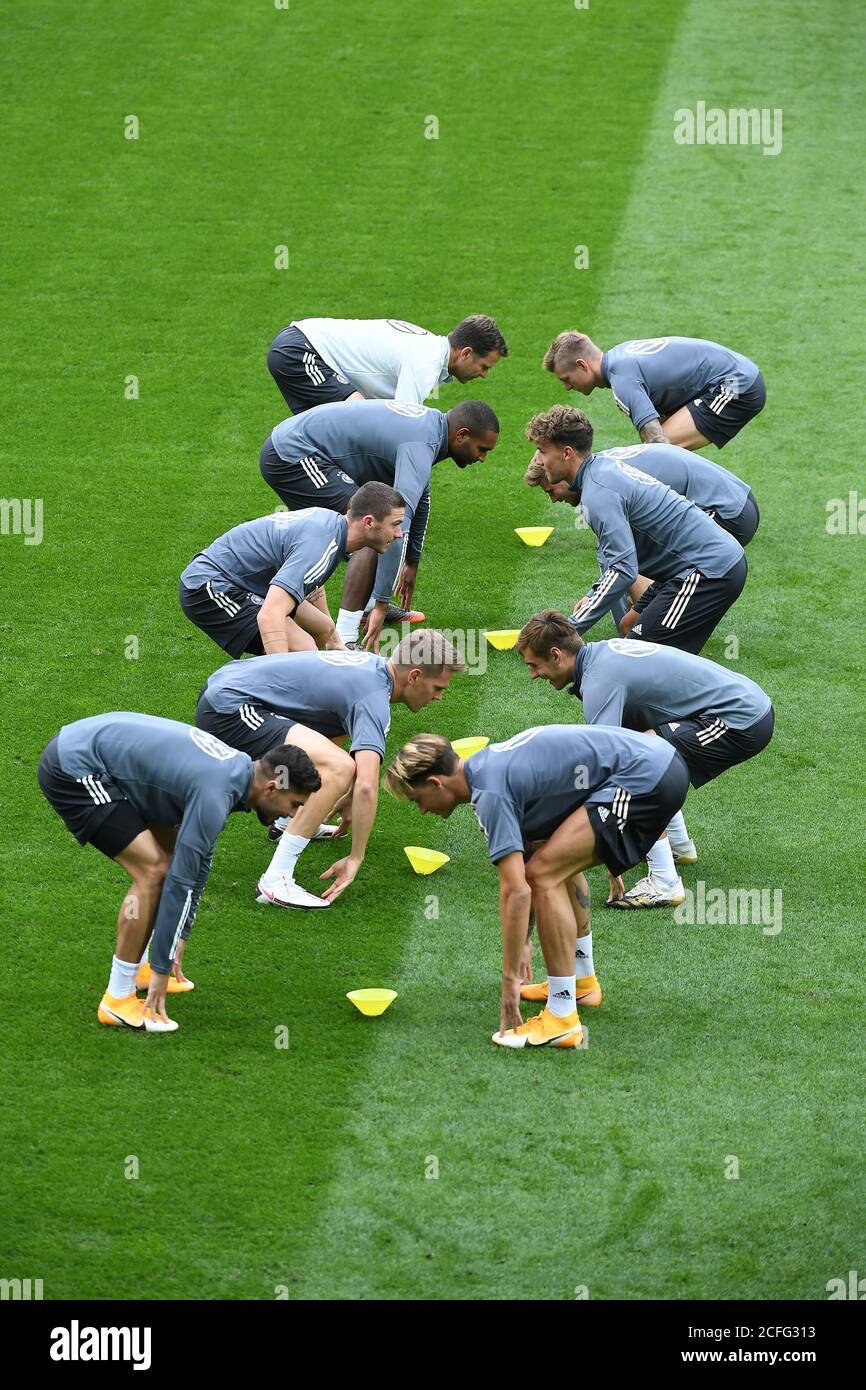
[520,975,602,1006]
[136,961,194,994]
[608,872,685,909]
[255,874,330,909]
[670,838,698,864]
[97,991,179,1032]
[267,818,341,843]
[492,1006,583,1049]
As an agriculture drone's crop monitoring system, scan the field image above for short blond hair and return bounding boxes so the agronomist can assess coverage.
[392,629,467,674]
[384,733,458,800]
[542,331,600,373]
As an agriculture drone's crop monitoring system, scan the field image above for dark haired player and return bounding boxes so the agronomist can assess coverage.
[517,613,774,920]
[266,314,507,628]
[384,726,688,1049]
[179,484,405,657]
[543,331,765,451]
[260,398,499,649]
[267,313,508,414]
[525,406,747,653]
[37,714,321,1033]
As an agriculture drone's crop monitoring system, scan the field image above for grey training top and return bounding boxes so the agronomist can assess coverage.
[463,724,676,863]
[203,649,394,759]
[181,509,350,604]
[602,337,760,432]
[573,639,772,731]
[269,400,450,600]
[569,449,744,634]
[56,713,253,975]
[593,443,751,521]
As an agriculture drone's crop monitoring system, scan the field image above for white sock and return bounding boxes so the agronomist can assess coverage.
[546,975,577,1018]
[265,831,310,882]
[574,932,594,980]
[646,837,678,887]
[666,810,689,845]
[138,936,151,967]
[108,955,138,999]
[336,608,363,642]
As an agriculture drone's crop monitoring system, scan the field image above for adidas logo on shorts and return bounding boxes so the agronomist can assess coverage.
[597,808,610,823]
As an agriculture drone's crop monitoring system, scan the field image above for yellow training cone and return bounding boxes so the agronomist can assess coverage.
[404,846,450,875]
[484,629,521,650]
[515,526,554,547]
[451,736,489,759]
[347,989,397,1017]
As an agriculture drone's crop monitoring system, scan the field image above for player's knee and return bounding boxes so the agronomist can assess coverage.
[136,852,170,891]
[525,858,554,893]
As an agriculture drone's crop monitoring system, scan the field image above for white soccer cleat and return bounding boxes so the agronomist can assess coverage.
[671,838,698,864]
[608,873,686,910]
[255,875,331,909]
[311,823,340,840]
[267,819,340,843]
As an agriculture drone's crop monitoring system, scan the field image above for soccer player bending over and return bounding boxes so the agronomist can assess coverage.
[259,398,499,649]
[267,313,508,415]
[543,331,765,451]
[385,726,688,1049]
[37,714,321,1033]
[517,612,775,918]
[196,631,467,908]
[179,484,405,657]
[526,406,747,653]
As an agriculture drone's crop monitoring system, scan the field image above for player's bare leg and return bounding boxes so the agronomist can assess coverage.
[521,870,602,1006]
[629,575,653,605]
[657,405,712,451]
[294,590,343,650]
[98,828,178,1032]
[257,725,356,907]
[134,826,194,994]
[494,807,600,1049]
[337,548,377,644]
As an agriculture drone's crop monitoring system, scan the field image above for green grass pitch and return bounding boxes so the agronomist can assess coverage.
[2,0,865,1300]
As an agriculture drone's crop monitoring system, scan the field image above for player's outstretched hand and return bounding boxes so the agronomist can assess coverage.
[499,978,523,1034]
[361,605,386,652]
[145,972,173,1025]
[319,855,362,901]
[605,871,625,905]
[396,562,418,610]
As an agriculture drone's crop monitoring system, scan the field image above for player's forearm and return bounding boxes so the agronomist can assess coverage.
[373,540,403,602]
[639,418,667,444]
[180,854,214,941]
[347,780,379,861]
[500,883,532,981]
[406,492,430,562]
[150,877,199,974]
[570,567,633,635]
